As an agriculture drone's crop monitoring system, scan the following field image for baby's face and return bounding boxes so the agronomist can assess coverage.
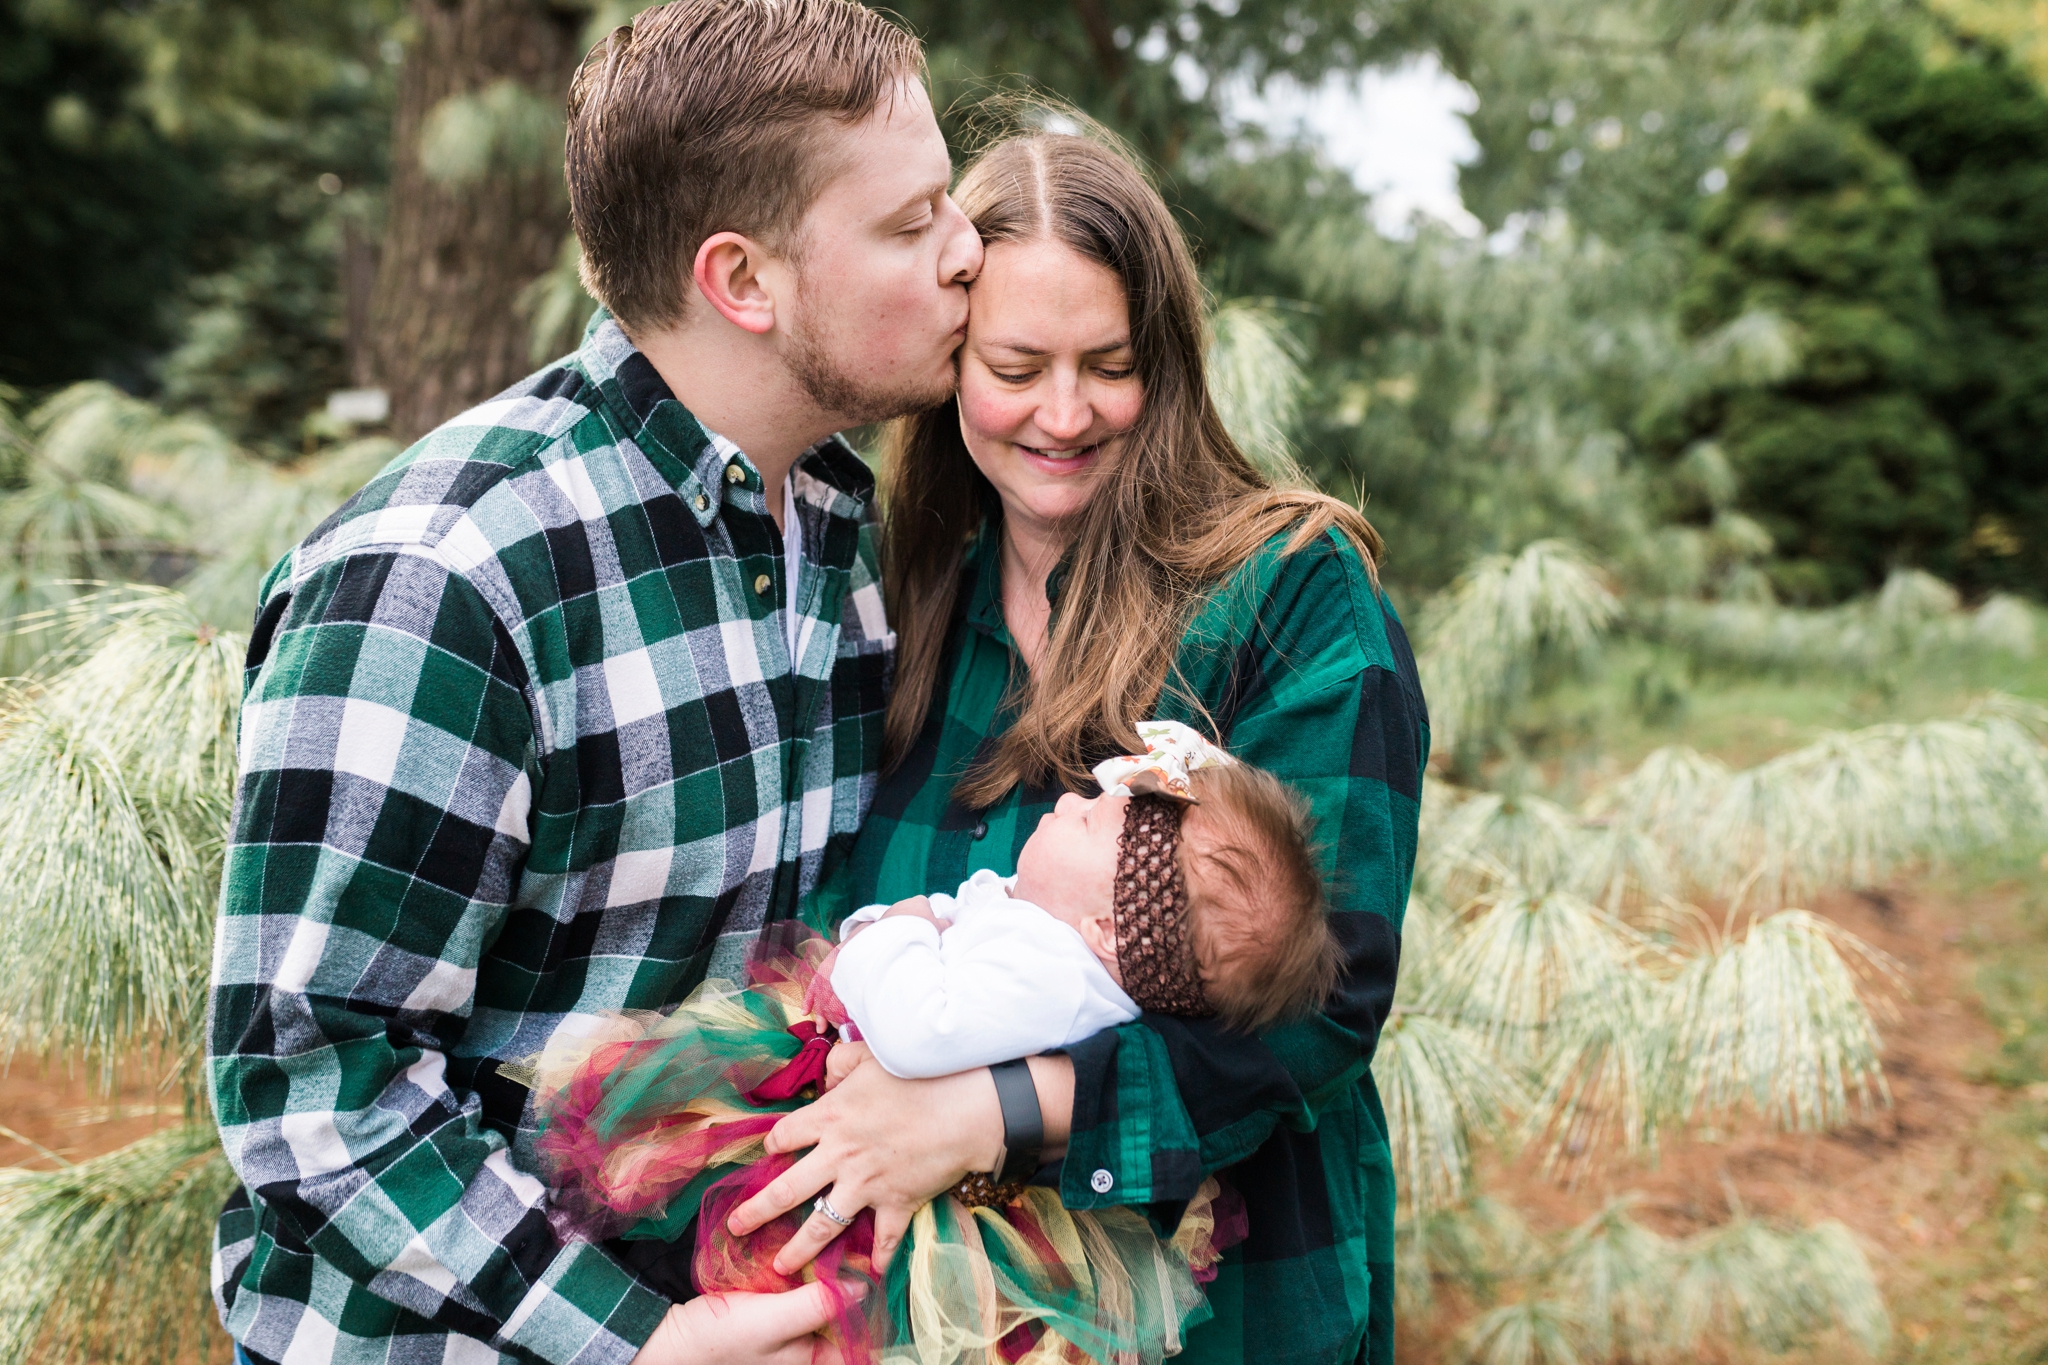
[1013,791,1129,940]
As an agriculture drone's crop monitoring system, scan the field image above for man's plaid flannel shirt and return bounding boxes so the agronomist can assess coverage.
[809,528,1427,1365]
[207,314,893,1365]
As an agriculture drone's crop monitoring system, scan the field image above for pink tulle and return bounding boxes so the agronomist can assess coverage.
[530,922,1249,1365]
[692,1150,885,1358]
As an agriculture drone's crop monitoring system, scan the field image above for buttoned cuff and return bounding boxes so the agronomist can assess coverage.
[1054,1023,1204,1218]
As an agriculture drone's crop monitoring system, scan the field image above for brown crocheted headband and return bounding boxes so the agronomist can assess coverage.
[1112,795,1215,1016]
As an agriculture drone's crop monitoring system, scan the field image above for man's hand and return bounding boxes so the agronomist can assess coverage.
[727,1055,1076,1277]
[629,1281,850,1365]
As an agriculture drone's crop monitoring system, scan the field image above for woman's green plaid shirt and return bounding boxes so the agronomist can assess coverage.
[809,530,1429,1365]
[207,315,892,1365]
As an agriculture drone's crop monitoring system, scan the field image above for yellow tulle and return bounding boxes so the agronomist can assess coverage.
[886,1181,1224,1365]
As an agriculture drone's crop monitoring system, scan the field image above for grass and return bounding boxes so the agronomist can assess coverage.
[1880,842,2048,1362]
[1515,631,2048,789]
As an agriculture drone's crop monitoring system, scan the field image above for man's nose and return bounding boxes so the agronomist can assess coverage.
[937,194,983,286]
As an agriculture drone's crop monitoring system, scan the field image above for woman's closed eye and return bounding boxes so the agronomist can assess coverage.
[988,364,1133,384]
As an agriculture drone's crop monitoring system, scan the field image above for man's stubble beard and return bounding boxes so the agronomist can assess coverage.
[786,273,957,426]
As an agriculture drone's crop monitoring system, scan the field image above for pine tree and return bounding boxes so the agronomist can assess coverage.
[1816,17,2048,593]
[369,0,580,438]
[1674,109,1969,600]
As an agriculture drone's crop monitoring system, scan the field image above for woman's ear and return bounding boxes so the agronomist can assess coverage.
[1077,911,1122,983]
[692,230,778,335]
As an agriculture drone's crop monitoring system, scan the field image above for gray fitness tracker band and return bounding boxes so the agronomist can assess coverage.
[988,1057,1043,1184]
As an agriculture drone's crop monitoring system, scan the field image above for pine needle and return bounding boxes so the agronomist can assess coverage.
[1667,909,1900,1133]
[0,1123,237,1365]
[1667,1214,1888,1357]
[1458,1298,1584,1365]
[1374,1011,1528,1217]
[1545,1199,1666,1362]
[1205,298,1313,484]
[0,591,243,1090]
[1420,540,1619,759]
[1430,887,1648,1073]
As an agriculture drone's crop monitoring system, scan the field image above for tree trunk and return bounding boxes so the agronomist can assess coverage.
[370,0,581,440]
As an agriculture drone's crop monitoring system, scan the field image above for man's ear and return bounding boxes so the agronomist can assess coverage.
[692,230,778,335]
[1077,911,1121,979]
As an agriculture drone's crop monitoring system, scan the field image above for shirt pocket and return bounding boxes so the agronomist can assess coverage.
[832,629,897,718]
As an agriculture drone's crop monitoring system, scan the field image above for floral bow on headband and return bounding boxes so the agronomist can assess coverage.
[1091,719,1236,803]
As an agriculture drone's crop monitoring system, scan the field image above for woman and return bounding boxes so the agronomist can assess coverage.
[735,126,1427,1363]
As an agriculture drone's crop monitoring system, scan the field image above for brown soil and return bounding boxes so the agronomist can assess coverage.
[1401,877,2048,1363]
[0,1062,179,1166]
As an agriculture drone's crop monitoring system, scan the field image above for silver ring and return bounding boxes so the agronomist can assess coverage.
[812,1192,854,1227]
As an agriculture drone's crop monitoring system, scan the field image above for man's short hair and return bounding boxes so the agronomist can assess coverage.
[565,0,924,331]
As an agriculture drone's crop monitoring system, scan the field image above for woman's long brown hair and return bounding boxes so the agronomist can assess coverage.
[881,125,1383,807]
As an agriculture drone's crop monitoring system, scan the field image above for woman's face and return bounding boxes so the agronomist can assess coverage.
[957,239,1146,539]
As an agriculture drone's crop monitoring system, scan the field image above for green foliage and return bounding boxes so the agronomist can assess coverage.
[0,591,244,1090]
[1390,541,2048,1296]
[1203,298,1313,483]
[1638,565,2038,675]
[1674,108,1970,597]
[0,0,222,388]
[0,0,398,443]
[1419,540,1621,763]
[0,1122,237,1365]
[1436,1200,1889,1365]
[420,77,566,185]
[1816,16,2048,592]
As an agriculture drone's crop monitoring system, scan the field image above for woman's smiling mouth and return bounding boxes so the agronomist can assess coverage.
[1017,442,1102,467]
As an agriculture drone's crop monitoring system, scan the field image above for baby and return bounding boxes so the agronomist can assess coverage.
[522,722,1338,1365]
[827,721,1343,1080]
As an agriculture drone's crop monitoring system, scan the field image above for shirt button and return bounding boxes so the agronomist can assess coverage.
[753,573,773,597]
[971,820,988,841]
[693,492,709,512]
[725,463,746,485]
[1090,1168,1114,1194]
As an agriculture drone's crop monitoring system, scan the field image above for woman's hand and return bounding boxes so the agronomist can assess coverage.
[727,1055,1075,1276]
[628,1281,851,1365]
[727,1061,1002,1275]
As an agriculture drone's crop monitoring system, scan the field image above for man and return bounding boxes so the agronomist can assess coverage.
[206,3,982,1361]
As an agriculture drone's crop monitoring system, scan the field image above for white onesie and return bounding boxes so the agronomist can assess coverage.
[829,868,1140,1080]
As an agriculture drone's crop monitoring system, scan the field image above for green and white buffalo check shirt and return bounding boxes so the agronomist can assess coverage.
[207,313,892,1365]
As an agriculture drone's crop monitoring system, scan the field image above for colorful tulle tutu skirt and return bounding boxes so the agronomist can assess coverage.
[515,926,1244,1364]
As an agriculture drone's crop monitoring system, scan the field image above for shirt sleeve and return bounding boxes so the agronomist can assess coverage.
[831,913,1115,1079]
[206,549,670,1365]
[1053,537,1428,1218]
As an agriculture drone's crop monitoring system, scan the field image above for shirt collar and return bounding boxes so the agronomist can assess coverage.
[962,525,1010,643]
[962,523,1075,646]
[575,309,875,527]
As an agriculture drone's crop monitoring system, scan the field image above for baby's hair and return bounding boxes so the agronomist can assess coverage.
[1178,764,1341,1032]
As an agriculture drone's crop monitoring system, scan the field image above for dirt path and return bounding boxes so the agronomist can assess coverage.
[0,1064,178,1166]
[1406,877,2048,1362]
